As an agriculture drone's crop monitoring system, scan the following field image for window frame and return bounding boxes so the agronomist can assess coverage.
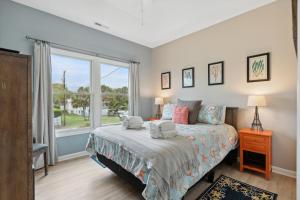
[51,48,130,137]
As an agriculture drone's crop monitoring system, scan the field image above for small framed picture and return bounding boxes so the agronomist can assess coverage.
[208,61,224,85]
[161,72,171,90]
[247,53,270,82]
[182,67,194,88]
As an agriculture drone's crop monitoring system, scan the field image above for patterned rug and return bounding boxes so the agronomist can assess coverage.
[198,175,278,200]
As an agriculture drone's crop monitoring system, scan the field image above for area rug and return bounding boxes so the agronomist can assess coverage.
[198,175,278,200]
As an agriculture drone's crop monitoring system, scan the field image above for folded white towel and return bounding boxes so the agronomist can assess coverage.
[150,120,176,132]
[150,129,177,139]
[149,120,177,139]
[122,116,144,129]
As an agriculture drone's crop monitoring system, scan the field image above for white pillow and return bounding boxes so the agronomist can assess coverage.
[161,103,176,120]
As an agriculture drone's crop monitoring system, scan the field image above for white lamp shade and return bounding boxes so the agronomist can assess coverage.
[155,97,164,105]
[247,95,266,107]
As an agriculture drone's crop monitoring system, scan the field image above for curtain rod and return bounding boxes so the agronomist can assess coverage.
[25,36,140,64]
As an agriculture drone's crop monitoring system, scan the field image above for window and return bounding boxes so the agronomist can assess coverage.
[51,54,91,131]
[101,64,129,125]
[51,48,130,136]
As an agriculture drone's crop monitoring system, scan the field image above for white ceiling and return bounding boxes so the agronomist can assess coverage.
[12,0,275,48]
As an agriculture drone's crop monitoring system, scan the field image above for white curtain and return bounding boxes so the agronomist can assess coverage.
[129,62,140,116]
[33,41,56,165]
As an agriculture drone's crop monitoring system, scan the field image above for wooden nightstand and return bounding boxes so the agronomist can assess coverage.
[239,128,272,179]
[147,117,160,121]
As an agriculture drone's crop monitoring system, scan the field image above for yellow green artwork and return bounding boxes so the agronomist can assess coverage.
[248,53,270,82]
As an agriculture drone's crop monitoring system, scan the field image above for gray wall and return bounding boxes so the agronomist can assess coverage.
[0,0,153,157]
[152,0,297,171]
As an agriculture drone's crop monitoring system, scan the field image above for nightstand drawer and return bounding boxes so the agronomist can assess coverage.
[243,135,266,144]
[243,143,266,154]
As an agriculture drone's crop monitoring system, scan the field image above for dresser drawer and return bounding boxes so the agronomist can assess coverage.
[243,135,266,144]
[243,143,266,154]
[241,135,266,153]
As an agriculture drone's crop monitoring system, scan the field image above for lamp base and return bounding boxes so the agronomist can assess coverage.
[251,106,264,131]
[155,105,162,119]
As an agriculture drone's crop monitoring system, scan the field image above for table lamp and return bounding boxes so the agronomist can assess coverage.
[247,95,266,131]
[155,97,164,118]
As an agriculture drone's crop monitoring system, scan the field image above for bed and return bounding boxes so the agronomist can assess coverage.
[86,107,238,200]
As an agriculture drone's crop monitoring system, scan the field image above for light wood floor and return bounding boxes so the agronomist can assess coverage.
[35,156,296,200]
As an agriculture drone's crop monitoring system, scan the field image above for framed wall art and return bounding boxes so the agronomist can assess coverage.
[247,53,270,82]
[182,67,194,88]
[161,72,171,89]
[208,61,224,85]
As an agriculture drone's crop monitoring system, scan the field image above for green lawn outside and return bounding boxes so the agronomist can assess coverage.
[65,114,90,128]
[55,114,121,129]
[101,116,121,125]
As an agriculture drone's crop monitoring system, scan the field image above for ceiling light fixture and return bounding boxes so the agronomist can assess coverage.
[95,22,109,29]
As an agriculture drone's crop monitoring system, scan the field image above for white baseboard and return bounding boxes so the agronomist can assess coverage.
[57,151,89,162]
[272,166,296,179]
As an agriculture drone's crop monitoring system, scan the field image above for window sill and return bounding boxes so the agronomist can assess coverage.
[55,123,122,138]
[102,123,122,126]
[55,128,92,138]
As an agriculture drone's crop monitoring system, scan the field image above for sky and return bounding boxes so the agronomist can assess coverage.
[51,55,129,92]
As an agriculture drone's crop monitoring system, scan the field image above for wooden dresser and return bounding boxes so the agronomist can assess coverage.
[239,128,272,179]
[0,50,33,200]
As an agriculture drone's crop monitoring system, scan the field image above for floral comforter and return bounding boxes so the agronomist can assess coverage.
[86,123,238,200]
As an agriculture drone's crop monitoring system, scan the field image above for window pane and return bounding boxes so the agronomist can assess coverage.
[51,54,91,130]
[101,63,129,125]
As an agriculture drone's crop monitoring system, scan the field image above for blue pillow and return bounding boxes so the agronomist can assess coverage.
[198,105,226,125]
[161,103,176,120]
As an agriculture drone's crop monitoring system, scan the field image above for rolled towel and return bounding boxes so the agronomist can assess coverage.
[122,116,144,129]
[149,121,177,139]
[160,130,177,138]
[150,129,177,139]
[149,120,176,132]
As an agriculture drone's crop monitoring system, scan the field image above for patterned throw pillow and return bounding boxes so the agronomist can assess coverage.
[161,103,176,120]
[172,106,189,124]
[198,105,226,125]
